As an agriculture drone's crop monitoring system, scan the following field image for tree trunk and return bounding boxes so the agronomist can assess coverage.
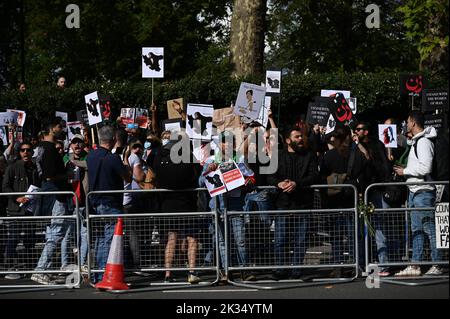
[230,0,266,78]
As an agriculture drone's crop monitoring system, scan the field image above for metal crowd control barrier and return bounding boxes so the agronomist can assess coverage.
[224,184,359,290]
[0,191,81,293]
[85,188,220,293]
[364,181,449,286]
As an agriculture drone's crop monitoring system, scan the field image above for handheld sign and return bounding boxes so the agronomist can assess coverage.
[378,124,397,148]
[399,74,427,96]
[186,104,214,141]
[435,203,449,249]
[142,47,164,78]
[265,70,281,94]
[234,82,266,120]
[84,91,102,126]
[422,89,448,112]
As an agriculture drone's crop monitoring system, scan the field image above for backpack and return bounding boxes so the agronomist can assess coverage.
[413,134,449,182]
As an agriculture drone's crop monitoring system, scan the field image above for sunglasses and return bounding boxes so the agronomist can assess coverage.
[56,147,64,151]
[20,148,32,152]
[355,127,366,132]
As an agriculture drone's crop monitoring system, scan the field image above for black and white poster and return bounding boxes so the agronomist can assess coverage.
[425,113,447,134]
[84,91,102,126]
[234,82,266,120]
[325,113,336,135]
[76,110,89,125]
[186,103,214,140]
[306,102,330,126]
[422,89,448,112]
[142,47,164,78]
[67,121,84,142]
[265,70,281,94]
[348,97,357,114]
[435,203,449,249]
[254,96,271,128]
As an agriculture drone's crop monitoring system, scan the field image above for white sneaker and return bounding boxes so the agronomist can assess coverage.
[5,271,22,280]
[31,273,53,285]
[424,265,443,276]
[81,265,89,274]
[394,266,421,277]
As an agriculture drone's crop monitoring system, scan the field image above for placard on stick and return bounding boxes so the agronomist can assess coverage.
[378,124,397,148]
[84,91,102,126]
[265,70,281,94]
[142,47,164,78]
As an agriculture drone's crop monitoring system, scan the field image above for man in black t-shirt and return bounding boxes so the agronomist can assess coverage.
[32,117,72,285]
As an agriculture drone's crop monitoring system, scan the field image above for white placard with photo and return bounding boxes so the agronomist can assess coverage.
[255,96,271,127]
[6,109,26,127]
[204,169,227,197]
[55,111,68,123]
[84,91,102,126]
[0,126,8,145]
[325,113,337,135]
[219,161,246,192]
[347,97,357,114]
[265,70,281,94]
[186,104,214,141]
[378,124,397,148]
[67,121,84,142]
[164,122,182,132]
[234,82,266,121]
[0,112,19,126]
[142,47,164,78]
[321,90,351,99]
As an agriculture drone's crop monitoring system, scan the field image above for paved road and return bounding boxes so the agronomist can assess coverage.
[1,277,448,299]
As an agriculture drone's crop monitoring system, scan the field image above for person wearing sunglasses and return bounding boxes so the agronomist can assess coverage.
[2,142,41,279]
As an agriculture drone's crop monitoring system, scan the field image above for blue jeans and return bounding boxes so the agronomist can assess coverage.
[409,191,441,262]
[4,215,36,268]
[331,214,355,265]
[35,199,70,270]
[93,204,122,281]
[60,215,88,267]
[369,191,390,267]
[243,190,274,227]
[274,213,308,273]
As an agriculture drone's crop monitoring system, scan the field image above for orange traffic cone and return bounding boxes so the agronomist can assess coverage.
[95,218,129,290]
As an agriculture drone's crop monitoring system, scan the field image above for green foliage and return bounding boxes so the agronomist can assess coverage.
[266,0,419,73]
[397,0,449,72]
[3,0,231,87]
[2,71,447,127]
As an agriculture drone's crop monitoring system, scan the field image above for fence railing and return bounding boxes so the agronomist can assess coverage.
[364,181,449,285]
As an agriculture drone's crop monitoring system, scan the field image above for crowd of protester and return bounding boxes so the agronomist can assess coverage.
[1,82,448,285]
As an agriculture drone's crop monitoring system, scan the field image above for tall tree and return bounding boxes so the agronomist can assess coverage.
[266,0,419,73]
[230,0,267,77]
[398,0,449,75]
[4,0,230,86]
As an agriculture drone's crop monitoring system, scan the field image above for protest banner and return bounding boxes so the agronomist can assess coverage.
[6,109,26,127]
[186,103,214,141]
[265,70,281,94]
[422,89,448,112]
[67,121,84,142]
[399,74,427,96]
[84,91,102,126]
[167,98,184,119]
[0,112,19,126]
[435,203,449,249]
[142,47,164,78]
[378,124,397,148]
[234,82,266,121]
